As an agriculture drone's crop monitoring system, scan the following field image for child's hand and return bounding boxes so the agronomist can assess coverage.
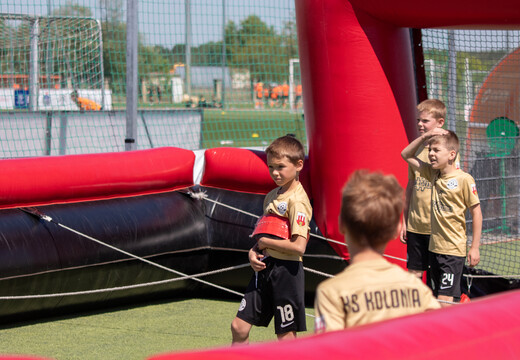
[400,222,407,244]
[467,247,480,267]
[257,236,267,250]
[424,127,449,140]
[248,248,267,272]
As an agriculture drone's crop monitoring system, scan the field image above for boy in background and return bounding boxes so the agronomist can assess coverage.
[231,135,312,343]
[314,170,440,332]
[401,129,482,305]
[401,99,459,279]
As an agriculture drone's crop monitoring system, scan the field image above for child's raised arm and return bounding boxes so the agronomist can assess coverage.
[401,128,448,169]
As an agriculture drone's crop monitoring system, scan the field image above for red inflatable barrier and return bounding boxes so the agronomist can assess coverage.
[201,148,311,196]
[0,147,195,209]
[0,358,53,360]
[149,290,520,360]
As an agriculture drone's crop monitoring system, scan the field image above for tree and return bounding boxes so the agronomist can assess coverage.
[224,15,289,83]
[193,41,225,66]
[99,0,124,25]
[52,1,92,17]
[281,16,298,61]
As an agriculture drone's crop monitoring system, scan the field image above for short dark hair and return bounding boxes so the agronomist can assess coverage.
[265,135,305,165]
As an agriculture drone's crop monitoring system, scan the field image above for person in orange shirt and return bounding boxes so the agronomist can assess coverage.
[71,90,101,111]
[281,83,289,108]
[271,85,283,108]
[254,82,264,109]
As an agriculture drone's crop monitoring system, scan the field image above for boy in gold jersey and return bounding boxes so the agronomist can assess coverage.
[231,135,312,343]
[402,129,482,305]
[401,99,459,279]
[314,170,440,332]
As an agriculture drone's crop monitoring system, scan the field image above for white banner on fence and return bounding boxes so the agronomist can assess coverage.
[0,89,112,111]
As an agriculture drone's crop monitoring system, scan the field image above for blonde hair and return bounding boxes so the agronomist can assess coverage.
[340,170,403,247]
[428,130,460,153]
[265,135,305,165]
[417,99,446,120]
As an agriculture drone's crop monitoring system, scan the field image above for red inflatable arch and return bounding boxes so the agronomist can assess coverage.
[144,1,520,358]
[295,0,520,261]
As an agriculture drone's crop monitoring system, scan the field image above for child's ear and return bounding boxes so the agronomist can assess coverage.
[437,117,445,127]
[449,149,457,161]
[296,159,304,172]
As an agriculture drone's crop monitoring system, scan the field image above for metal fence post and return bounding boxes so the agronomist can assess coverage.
[125,0,138,151]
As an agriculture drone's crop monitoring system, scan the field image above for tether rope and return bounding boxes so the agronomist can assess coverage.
[437,299,461,305]
[463,273,520,279]
[10,189,470,314]
[190,190,407,263]
[303,266,334,278]
[0,263,250,300]
[17,207,247,298]
[15,207,326,318]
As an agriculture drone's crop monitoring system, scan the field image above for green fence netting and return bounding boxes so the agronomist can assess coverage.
[0,0,303,155]
[422,29,520,278]
[1,1,519,281]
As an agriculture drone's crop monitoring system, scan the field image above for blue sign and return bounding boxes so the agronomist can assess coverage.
[14,89,29,109]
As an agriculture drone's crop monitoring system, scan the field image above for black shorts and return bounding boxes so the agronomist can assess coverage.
[236,257,306,334]
[406,231,430,271]
[429,252,465,298]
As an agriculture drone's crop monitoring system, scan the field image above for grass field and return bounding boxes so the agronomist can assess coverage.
[0,298,316,360]
[478,239,520,276]
[201,109,306,149]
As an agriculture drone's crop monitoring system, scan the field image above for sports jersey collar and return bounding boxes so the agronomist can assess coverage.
[438,168,463,180]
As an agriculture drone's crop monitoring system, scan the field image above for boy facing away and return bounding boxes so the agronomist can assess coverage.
[401,129,482,305]
[401,99,460,279]
[314,170,440,332]
[231,135,312,344]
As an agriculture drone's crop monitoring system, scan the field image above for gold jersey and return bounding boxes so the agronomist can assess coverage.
[420,166,480,257]
[408,146,460,234]
[314,258,440,332]
[262,182,312,261]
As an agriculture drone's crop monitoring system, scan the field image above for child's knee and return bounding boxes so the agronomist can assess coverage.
[231,317,250,338]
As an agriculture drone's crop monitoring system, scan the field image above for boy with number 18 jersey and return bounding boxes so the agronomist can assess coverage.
[231,135,312,344]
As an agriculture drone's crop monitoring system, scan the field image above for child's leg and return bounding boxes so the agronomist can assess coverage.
[231,263,274,344]
[271,260,307,337]
[429,252,464,306]
[231,316,253,345]
[277,331,297,341]
[406,232,430,279]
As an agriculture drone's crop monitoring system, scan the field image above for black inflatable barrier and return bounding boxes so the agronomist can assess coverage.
[462,266,520,298]
[0,186,346,323]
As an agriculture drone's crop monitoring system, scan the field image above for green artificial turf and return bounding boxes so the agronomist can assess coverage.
[0,298,316,360]
[477,239,520,276]
[201,109,306,149]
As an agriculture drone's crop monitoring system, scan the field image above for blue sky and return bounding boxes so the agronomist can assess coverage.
[2,1,519,51]
[1,0,297,47]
